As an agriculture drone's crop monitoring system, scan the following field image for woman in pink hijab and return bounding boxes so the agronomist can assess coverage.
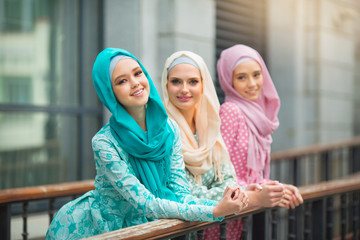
[218,44,303,209]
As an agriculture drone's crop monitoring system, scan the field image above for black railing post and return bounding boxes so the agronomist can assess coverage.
[271,208,278,240]
[291,156,306,240]
[296,204,305,239]
[293,157,299,186]
[252,212,266,239]
[265,209,272,240]
[352,191,359,240]
[341,194,347,240]
[350,146,360,174]
[241,217,248,240]
[304,201,312,240]
[22,201,29,240]
[322,152,330,181]
[196,229,203,240]
[219,222,227,240]
[326,197,334,240]
[312,199,326,239]
[288,157,300,240]
[288,208,296,240]
[49,198,55,224]
[0,204,11,240]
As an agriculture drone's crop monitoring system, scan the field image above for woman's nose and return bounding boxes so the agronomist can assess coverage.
[130,78,140,88]
[180,83,189,93]
[248,77,256,87]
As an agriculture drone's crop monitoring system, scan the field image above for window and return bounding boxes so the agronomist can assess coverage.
[0,0,103,189]
[215,0,267,103]
[2,76,32,103]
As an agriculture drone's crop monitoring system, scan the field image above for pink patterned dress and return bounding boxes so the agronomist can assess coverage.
[203,101,269,240]
[203,103,260,240]
[220,102,269,186]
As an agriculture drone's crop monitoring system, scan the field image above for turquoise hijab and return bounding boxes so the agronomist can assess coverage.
[92,48,177,201]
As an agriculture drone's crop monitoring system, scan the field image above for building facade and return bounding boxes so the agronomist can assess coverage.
[0,0,359,189]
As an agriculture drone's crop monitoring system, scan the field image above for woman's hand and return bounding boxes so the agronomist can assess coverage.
[246,183,263,191]
[277,188,292,209]
[213,186,248,218]
[246,181,284,208]
[280,184,303,209]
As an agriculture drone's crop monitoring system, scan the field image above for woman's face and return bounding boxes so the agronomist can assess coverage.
[111,58,150,112]
[167,63,202,113]
[232,60,263,101]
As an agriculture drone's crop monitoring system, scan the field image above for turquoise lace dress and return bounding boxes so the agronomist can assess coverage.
[45,119,222,240]
[184,135,242,240]
[185,134,239,201]
[185,163,238,201]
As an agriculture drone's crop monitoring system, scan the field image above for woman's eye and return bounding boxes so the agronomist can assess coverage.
[135,70,143,76]
[117,79,126,85]
[170,79,180,84]
[238,76,246,80]
[254,73,261,78]
[189,79,199,85]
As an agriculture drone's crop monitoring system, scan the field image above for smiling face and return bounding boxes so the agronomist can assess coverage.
[232,60,263,101]
[166,63,202,114]
[111,58,150,113]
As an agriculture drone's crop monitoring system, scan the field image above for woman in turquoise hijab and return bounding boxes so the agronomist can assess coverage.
[45,48,249,239]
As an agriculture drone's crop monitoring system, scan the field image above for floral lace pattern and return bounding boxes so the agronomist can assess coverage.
[45,119,222,240]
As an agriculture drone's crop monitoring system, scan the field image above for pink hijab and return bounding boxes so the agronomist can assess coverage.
[217,44,280,179]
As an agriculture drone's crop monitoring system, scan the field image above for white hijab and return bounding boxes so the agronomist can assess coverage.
[161,51,231,184]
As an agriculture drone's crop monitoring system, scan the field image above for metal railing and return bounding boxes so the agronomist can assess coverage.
[1,175,360,240]
[0,180,95,240]
[270,136,360,186]
[1,136,360,240]
[85,174,360,239]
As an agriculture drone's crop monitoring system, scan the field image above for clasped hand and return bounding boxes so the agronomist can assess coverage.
[246,181,303,209]
[213,186,248,218]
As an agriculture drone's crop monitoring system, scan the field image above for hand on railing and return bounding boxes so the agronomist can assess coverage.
[280,184,303,209]
[246,181,285,208]
[213,186,249,218]
[83,173,360,240]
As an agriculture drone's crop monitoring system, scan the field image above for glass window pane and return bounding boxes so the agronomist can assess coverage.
[0,0,102,189]
[0,112,97,189]
[0,0,80,107]
[81,116,102,179]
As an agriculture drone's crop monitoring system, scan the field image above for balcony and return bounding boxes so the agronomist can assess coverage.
[1,136,360,240]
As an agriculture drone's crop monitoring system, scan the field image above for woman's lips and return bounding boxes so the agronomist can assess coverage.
[177,95,192,102]
[245,89,258,95]
[131,88,144,96]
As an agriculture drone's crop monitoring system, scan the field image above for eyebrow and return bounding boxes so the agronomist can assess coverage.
[113,66,141,82]
[234,69,261,76]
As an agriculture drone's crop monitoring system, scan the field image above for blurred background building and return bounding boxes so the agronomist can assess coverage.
[0,0,359,190]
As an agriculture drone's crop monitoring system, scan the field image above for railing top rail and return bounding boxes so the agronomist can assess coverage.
[270,135,360,161]
[84,173,360,240]
[298,172,360,199]
[2,136,359,205]
[0,180,94,204]
[85,208,264,240]
[4,172,357,206]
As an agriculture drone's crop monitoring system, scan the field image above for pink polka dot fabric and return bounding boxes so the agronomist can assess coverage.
[203,218,243,240]
[220,102,268,186]
[217,44,280,180]
[203,102,272,239]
